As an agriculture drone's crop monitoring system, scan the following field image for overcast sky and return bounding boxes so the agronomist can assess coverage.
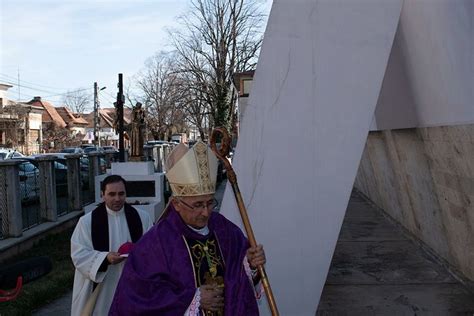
[0,0,272,111]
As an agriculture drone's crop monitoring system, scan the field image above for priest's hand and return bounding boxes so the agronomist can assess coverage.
[107,252,126,265]
[200,284,224,312]
[247,244,266,269]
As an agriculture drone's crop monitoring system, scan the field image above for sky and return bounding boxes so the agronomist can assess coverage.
[0,0,272,111]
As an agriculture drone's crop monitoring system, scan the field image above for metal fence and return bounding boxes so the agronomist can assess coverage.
[0,146,171,240]
[0,152,108,240]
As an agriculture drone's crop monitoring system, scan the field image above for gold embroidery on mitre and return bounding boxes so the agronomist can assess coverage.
[194,142,213,194]
[167,141,216,196]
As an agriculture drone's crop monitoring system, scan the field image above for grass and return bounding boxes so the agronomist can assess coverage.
[0,228,75,316]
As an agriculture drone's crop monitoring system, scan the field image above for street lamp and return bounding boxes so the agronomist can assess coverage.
[94,83,106,146]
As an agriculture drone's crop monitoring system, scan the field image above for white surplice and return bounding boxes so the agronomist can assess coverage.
[71,206,153,316]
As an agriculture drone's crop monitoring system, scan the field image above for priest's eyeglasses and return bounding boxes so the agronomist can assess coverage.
[178,198,219,211]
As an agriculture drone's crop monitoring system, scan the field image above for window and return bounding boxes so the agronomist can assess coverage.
[241,79,253,97]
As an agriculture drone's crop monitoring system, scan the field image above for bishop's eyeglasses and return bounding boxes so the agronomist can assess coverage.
[178,198,219,211]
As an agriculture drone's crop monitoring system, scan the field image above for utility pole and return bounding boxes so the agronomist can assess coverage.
[116,74,125,162]
[17,67,21,101]
[93,82,99,146]
[94,82,106,147]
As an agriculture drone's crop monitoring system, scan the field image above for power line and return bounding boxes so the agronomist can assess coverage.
[104,90,118,100]
[0,72,73,91]
[42,89,93,99]
[0,72,94,102]
[0,77,92,99]
[0,77,65,95]
[101,93,116,105]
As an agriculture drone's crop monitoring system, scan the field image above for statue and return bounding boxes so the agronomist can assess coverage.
[130,102,145,160]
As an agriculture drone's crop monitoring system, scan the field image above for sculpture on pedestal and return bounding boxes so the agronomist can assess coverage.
[130,102,145,160]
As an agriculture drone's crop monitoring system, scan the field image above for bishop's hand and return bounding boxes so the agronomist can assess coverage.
[200,284,224,312]
[246,244,266,269]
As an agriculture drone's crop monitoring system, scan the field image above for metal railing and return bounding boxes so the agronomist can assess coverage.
[0,152,109,240]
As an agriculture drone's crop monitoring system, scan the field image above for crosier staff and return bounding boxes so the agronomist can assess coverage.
[210,127,279,316]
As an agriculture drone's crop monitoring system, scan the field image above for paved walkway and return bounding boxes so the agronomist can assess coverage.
[34,185,474,315]
[317,190,474,315]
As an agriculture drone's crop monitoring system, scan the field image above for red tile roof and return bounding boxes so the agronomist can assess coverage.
[56,107,89,126]
[84,107,132,128]
[27,97,67,128]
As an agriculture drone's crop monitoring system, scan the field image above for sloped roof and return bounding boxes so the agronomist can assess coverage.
[27,97,67,128]
[56,107,88,126]
[102,107,132,124]
[84,107,132,128]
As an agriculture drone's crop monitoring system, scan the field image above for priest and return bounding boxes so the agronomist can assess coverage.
[71,175,154,316]
[110,141,266,315]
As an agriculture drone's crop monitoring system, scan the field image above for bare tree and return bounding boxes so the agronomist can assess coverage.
[168,0,265,132]
[42,122,74,152]
[62,88,92,114]
[0,104,28,148]
[135,52,187,141]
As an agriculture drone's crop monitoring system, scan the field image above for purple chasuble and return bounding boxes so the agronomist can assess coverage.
[109,205,259,315]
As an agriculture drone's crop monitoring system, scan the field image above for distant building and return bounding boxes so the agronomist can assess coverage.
[83,107,132,148]
[233,70,255,121]
[232,70,255,145]
[56,106,89,136]
[27,96,89,151]
[0,85,44,155]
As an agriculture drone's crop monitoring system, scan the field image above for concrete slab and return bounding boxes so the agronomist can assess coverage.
[338,218,407,242]
[326,241,456,285]
[344,201,385,219]
[318,285,474,315]
[318,189,474,314]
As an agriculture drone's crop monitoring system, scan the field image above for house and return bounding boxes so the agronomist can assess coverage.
[231,70,255,144]
[83,107,132,148]
[55,106,89,136]
[27,96,66,128]
[27,96,86,151]
[233,70,254,121]
[0,85,44,155]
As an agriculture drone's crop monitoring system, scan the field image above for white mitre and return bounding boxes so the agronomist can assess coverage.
[165,141,218,197]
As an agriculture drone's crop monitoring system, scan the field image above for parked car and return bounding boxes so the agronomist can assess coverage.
[25,155,69,196]
[102,145,118,152]
[78,155,107,189]
[16,160,40,203]
[11,152,107,203]
[0,148,25,160]
[60,147,84,154]
[30,153,106,189]
[10,156,67,203]
[83,146,104,154]
[146,140,168,146]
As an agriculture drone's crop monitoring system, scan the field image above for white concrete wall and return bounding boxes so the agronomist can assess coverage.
[359,0,474,283]
[355,125,474,281]
[220,0,402,314]
[371,0,474,130]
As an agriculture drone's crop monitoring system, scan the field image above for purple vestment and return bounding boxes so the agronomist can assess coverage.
[109,206,259,315]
